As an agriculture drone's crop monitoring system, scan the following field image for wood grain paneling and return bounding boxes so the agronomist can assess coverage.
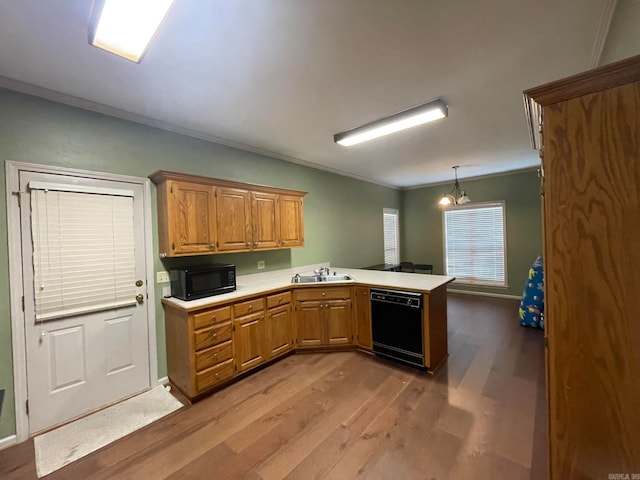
[279,194,304,247]
[192,305,231,330]
[526,56,640,479]
[354,286,372,350]
[266,303,294,358]
[266,291,291,309]
[233,297,265,317]
[543,82,640,478]
[252,191,280,249]
[234,312,267,373]
[216,187,252,252]
[193,321,232,352]
[194,340,233,371]
[195,359,234,392]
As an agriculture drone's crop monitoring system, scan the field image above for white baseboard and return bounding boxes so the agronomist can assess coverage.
[157,376,168,386]
[0,434,17,451]
[448,288,521,300]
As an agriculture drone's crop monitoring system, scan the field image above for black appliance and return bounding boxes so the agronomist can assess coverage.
[170,264,236,301]
[370,288,424,368]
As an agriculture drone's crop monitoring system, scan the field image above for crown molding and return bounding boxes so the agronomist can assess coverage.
[402,166,540,191]
[0,75,398,190]
[590,0,618,67]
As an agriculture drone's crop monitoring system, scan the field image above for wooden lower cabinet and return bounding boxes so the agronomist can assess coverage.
[163,286,368,401]
[294,287,353,348]
[233,297,267,373]
[326,300,352,345]
[164,304,233,399]
[295,300,324,347]
[353,286,372,350]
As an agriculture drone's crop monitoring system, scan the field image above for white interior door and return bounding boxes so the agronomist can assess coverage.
[19,171,151,434]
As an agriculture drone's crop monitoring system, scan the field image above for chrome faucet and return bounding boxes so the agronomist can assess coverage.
[314,266,330,276]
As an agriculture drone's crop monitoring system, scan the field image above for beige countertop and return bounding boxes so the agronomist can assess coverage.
[161,263,455,312]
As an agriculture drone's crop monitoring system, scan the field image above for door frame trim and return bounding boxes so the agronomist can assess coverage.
[5,160,159,442]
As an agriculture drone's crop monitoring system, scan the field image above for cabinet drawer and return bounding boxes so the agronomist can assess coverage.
[267,291,292,309]
[196,359,234,393]
[234,297,265,317]
[295,287,352,301]
[195,340,233,372]
[194,321,232,351]
[192,305,231,330]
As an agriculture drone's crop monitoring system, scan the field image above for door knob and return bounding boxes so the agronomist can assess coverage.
[136,294,144,304]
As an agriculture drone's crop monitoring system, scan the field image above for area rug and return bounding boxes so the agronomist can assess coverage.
[34,385,183,478]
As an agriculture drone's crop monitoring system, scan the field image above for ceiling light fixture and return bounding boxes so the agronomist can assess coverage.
[439,166,470,206]
[334,98,448,147]
[89,0,174,63]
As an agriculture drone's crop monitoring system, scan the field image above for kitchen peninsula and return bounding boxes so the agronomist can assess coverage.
[162,265,454,401]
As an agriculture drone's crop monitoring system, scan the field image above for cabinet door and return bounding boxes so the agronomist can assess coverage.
[167,181,216,255]
[267,304,293,358]
[295,301,324,348]
[279,194,304,248]
[217,187,252,252]
[234,312,267,373]
[252,191,280,250]
[326,299,353,346]
[354,287,372,349]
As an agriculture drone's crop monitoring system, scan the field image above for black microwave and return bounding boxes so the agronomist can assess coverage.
[170,264,236,301]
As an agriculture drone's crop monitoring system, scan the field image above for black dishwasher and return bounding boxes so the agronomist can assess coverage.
[370,289,425,369]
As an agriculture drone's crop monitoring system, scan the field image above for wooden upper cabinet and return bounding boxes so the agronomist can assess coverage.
[150,171,306,257]
[158,180,216,256]
[279,194,304,247]
[216,187,252,252]
[252,191,280,250]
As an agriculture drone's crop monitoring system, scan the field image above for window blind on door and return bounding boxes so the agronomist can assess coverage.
[383,208,399,264]
[443,202,506,286]
[30,186,137,320]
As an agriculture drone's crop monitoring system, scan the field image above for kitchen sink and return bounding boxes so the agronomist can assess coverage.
[291,274,354,284]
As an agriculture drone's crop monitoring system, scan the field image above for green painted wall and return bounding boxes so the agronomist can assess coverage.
[401,170,542,297]
[0,88,400,439]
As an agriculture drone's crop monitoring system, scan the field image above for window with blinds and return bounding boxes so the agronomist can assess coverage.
[30,183,137,320]
[443,202,506,286]
[383,208,399,264]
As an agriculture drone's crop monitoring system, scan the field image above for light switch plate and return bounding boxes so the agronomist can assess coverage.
[257,260,265,270]
[157,271,170,283]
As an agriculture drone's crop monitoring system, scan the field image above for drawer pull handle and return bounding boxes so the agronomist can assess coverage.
[211,315,216,321]
[211,333,217,339]
[248,305,253,311]
[322,292,326,296]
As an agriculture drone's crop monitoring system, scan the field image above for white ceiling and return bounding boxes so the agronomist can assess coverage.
[0,0,623,188]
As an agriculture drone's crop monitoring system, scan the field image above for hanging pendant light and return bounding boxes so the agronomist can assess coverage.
[438,166,471,206]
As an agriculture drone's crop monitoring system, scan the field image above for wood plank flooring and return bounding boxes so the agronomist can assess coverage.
[0,293,547,479]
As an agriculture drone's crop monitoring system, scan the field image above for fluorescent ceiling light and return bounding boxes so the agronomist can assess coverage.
[334,98,447,147]
[90,0,174,63]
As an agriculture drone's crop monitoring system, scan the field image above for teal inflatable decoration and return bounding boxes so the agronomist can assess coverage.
[519,256,544,329]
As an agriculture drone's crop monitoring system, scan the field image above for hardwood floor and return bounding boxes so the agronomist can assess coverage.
[0,293,547,479]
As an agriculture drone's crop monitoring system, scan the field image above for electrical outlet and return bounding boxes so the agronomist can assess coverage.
[257,260,265,270]
[156,271,170,283]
